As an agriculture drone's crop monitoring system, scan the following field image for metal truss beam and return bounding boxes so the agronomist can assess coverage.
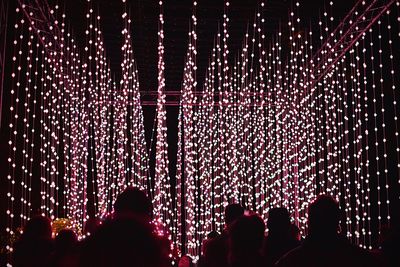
[311,0,396,84]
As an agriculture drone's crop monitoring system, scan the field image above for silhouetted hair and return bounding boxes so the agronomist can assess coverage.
[114,187,152,217]
[308,194,340,234]
[267,208,291,233]
[55,229,77,251]
[225,204,244,225]
[207,230,220,239]
[230,214,265,252]
[22,215,52,240]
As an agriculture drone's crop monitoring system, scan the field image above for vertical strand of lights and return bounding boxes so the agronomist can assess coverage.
[360,32,372,249]
[307,25,318,219]
[327,9,337,197]
[250,11,264,217]
[220,0,229,208]
[93,11,108,217]
[354,36,365,245]
[62,19,73,220]
[348,41,360,244]
[322,3,336,197]
[363,12,388,244]
[89,11,100,216]
[264,35,276,213]
[6,8,24,256]
[209,41,219,231]
[347,39,359,244]
[397,1,400,187]
[121,0,149,191]
[58,10,69,220]
[275,28,284,208]
[285,2,295,217]
[377,19,391,228]
[213,30,223,231]
[315,13,326,194]
[174,107,183,256]
[26,38,41,223]
[85,5,95,210]
[254,3,268,219]
[338,54,352,239]
[181,0,198,258]
[153,0,173,250]
[201,42,217,236]
[385,8,400,220]
[300,24,317,233]
[20,21,34,225]
[67,32,83,228]
[51,5,63,220]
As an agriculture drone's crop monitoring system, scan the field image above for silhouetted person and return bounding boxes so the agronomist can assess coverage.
[114,187,173,260]
[199,231,221,266]
[276,195,376,267]
[79,216,168,267]
[52,229,79,267]
[203,204,244,267]
[13,215,54,267]
[229,214,265,267]
[203,230,220,248]
[113,186,153,220]
[263,208,300,266]
[80,187,170,266]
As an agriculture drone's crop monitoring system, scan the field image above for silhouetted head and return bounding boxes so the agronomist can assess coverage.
[114,187,152,218]
[267,207,291,234]
[55,229,77,251]
[225,203,244,226]
[22,215,52,240]
[308,194,340,236]
[207,230,220,239]
[229,215,265,254]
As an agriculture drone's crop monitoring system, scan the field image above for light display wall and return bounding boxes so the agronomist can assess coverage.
[3,0,400,261]
[175,0,400,259]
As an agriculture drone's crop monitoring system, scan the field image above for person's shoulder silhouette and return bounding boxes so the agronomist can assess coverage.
[229,214,265,267]
[276,195,376,267]
[79,215,167,267]
[13,215,54,267]
[263,207,300,267]
[203,203,244,267]
[52,229,79,267]
[79,187,170,267]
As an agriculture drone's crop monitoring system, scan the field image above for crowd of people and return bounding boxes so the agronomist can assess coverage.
[10,187,400,267]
